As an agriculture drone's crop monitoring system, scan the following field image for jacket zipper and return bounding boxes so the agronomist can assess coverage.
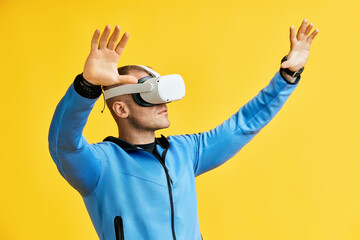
[154,148,177,240]
[114,216,124,240]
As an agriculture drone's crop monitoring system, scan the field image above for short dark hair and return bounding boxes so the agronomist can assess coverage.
[103,65,153,91]
[117,65,154,76]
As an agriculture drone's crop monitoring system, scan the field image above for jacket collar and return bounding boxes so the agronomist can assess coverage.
[103,134,169,151]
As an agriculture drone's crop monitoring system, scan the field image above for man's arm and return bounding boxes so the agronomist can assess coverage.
[48,78,102,196]
[48,26,137,196]
[173,19,319,176]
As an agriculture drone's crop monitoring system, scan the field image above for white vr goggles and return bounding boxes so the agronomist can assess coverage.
[103,65,186,107]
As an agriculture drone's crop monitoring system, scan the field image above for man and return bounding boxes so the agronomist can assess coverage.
[48,20,318,240]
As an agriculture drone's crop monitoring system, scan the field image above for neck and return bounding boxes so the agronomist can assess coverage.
[118,126,155,145]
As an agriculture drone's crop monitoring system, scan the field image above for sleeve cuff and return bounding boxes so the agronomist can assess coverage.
[73,74,103,99]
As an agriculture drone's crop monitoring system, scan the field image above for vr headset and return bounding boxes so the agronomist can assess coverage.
[103,65,186,107]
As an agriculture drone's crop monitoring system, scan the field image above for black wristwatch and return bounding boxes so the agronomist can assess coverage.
[280,55,304,78]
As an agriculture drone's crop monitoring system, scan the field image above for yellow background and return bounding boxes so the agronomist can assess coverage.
[1,0,360,239]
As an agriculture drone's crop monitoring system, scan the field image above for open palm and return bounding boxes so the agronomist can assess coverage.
[83,25,137,86]
[281,19,319,72]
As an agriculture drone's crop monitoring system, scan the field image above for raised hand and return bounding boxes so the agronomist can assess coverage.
[281,19,319,72]
[83,25,138,86]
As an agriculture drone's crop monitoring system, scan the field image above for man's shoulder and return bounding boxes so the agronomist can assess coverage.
[167,134,199,149]
[89,140,127,157]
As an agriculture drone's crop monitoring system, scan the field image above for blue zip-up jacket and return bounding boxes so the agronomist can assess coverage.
[48,72,298,240]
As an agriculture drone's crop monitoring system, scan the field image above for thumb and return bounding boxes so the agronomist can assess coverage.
[281,61,291,69]
[117,75,138,84]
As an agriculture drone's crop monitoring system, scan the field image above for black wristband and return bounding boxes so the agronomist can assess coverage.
[73,74,102,99]
[279,69,301,85]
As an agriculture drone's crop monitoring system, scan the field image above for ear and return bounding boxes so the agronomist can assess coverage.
[112,101,129,119]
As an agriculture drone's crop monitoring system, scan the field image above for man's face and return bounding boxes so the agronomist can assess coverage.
[125,70,170,131]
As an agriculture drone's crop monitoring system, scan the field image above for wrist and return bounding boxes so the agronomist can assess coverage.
[81,69,98,86]
[279,69,299,84]
[280,55,303,85]
[73,74,103,99]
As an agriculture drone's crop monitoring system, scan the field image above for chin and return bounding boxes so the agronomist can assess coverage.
[160,122,170,130]
[156,120,170,130]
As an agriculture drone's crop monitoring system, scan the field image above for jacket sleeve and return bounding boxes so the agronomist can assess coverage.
[172,72,299,177]
[48,82,102,196]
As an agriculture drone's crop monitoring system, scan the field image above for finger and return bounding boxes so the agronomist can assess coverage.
[91,29,100,51]
[296,19,308,40]
[99,25,111,49]
[307,28,319,43]
[115,32,130,56]
[304,22,313,36]
[117,74,138,84]
[289,25,297,46]
[107,25,121,50]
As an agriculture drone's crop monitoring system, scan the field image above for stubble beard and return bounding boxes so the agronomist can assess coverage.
[129,114,170,132]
